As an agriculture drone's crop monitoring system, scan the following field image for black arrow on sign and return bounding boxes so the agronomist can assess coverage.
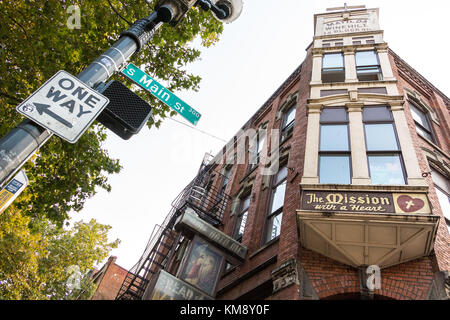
[34,102,73,128]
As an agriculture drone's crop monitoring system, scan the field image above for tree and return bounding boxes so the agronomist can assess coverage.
[0,207,119,300]
[0,0,223,225]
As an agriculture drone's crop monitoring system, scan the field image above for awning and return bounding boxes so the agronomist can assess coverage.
[297,211,439,268]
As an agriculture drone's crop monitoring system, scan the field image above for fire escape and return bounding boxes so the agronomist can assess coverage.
[116,154,231,300]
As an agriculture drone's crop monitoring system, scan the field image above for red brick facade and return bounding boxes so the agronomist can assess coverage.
[208,47,449,300]
[91,256,128,300]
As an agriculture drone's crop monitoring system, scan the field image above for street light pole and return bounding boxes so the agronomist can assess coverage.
[0,0,242,187]
[0,8,166,187]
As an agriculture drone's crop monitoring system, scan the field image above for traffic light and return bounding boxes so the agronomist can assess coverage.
[97,80,152,140]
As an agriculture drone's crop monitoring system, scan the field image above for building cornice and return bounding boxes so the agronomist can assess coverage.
[312,42,387,55]
[307,93,404,106]
[390,48,450,104]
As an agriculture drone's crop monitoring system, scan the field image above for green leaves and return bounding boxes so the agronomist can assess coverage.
[0,207,119,299]
[0,0,223,225]
[0,0,223,299]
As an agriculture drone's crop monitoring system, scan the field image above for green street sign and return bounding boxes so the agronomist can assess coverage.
[121,63,201,125]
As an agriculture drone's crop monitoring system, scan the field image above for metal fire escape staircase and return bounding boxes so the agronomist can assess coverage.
[116,155,231,300]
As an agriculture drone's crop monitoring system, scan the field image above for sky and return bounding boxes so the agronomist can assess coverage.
[70,0,450,271]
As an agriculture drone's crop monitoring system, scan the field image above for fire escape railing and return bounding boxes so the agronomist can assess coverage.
[116,158,231,300]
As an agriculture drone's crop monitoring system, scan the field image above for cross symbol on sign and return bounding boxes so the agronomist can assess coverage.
[326,3,366,12]
[405,200,415,210]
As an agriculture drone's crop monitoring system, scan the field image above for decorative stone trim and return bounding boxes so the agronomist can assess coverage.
[375,43,389,51]
[343,47,356,54]
[404,88,440,124]
[391,50,436,98]
[348,90,358,102]
[306,103,322,114]
[276,92,298,120]
[346,101,363,112]
[422,147,450,176]
[299,182,429,193]
[308,93,404,108]
[389,101,405,111]
[271,259,299,293]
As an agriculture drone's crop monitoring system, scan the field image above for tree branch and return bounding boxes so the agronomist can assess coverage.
[7,15,28,38]
[107,0,132,26]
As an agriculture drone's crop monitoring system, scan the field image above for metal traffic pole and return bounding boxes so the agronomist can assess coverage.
[0,0,242,187]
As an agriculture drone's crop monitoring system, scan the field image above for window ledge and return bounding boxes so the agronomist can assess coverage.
[221,265,238,279]
[279,133,293,147]
[417,132,443,152]
[239,165,259,184]
[299,182,429,193]
[249,237,280,260]
[310,79,397,87]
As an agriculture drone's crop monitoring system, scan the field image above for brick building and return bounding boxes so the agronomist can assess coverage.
[91,256,128,300]
[116,5,450,300]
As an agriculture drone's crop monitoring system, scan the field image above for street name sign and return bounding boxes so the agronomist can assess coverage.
[16,70,110,143]
[121,63,201,125]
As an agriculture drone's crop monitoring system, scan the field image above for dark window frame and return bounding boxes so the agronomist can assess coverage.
[263,162,288,244]
[318,107,352,184]
[435,184,450,229]
[247,127,267,173]
[322,52,345,83]
[355,50,383,81]
[363,106,407,185]
[233,193,251,243]
[430,167,450,233]
[280,103,296,142]
[219,166,232,199]
[408,100,436,144]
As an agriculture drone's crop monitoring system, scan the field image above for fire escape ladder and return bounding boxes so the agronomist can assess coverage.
[116,155,233,300]
[116,226,178,300]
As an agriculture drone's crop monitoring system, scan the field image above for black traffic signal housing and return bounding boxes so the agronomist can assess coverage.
[97,80,152,140]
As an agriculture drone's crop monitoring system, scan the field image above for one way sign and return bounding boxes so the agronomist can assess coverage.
[16,70,109,143]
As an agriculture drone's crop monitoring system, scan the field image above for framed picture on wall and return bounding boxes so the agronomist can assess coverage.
[178,235,225,296]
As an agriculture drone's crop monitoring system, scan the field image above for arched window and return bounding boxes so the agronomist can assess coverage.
[409,100,436,143]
